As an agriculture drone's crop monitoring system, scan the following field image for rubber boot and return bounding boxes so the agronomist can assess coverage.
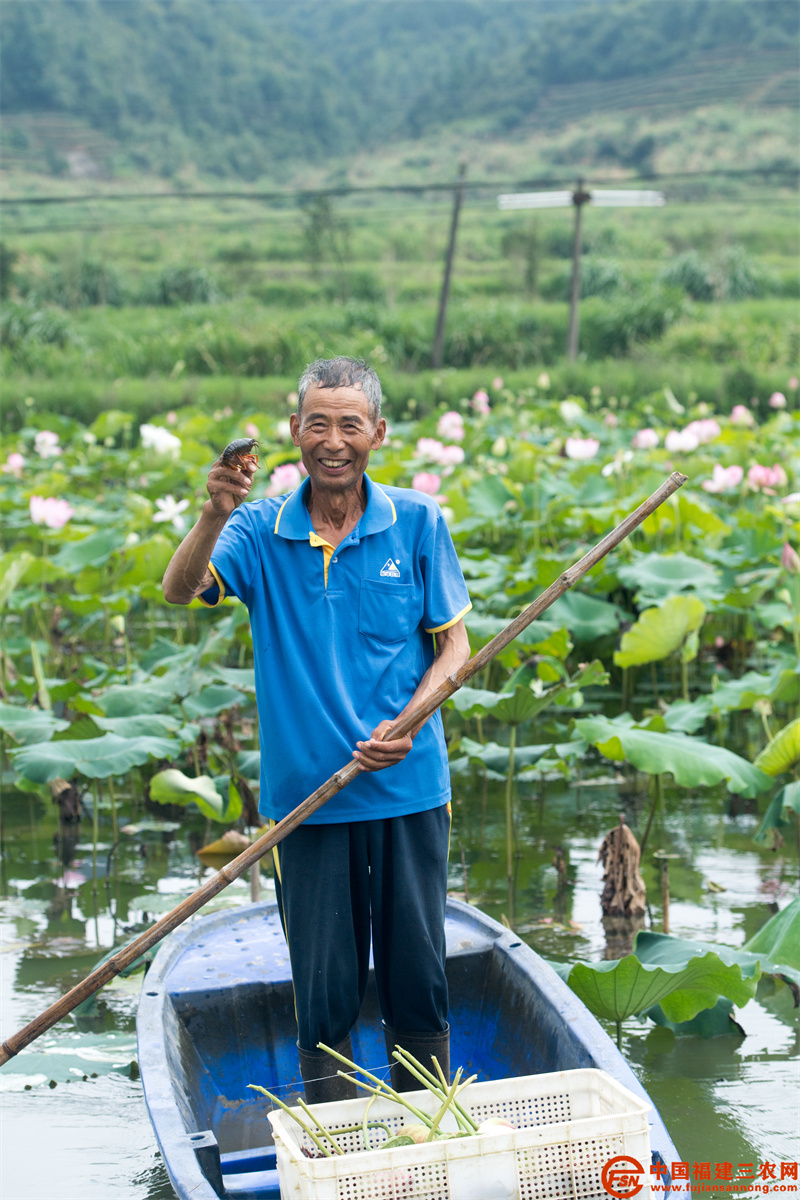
[298,1034,358,1105]
[383,1023,450,1093]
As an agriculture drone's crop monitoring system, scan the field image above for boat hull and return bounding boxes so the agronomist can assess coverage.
[137,899,685,1199]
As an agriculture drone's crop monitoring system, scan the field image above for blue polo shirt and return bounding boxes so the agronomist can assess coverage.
[199,475,471,824]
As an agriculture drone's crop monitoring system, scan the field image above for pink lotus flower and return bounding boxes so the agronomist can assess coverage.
[684,418,721,444]
[565,437,600,460]
[665,429,700,453]
[702,464,744,493]
[412,472,442,495]
[471,390,490,415]
[631,428,659,450]
[165,410,178,426]
[603,412,619,427]
[34,430,62,459]
[29,495,74,529]
[245,421,260,439]
[747,463,788,493]
[730,405,755,427]
[436,411,465,442]
[788,377,799,390]
[266,463,302,497]
[491,376,504,390]
[1,451,26,477]
[781,543,800,575]
[769,392,787,409]
[416,436,446,460]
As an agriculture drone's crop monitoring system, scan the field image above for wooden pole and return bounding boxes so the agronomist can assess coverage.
[567,180,591,362]
[432,162,467,369]
[0,470,687,1067]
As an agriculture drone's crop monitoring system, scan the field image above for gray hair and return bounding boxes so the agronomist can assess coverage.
[297,357,382,423]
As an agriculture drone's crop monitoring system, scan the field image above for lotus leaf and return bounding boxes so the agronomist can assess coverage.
[561,948,759,1024]
[616,552,722,604]
[182,685,249,718]
[11,733,180,782]
[52,529,126,570]
[753,783,800,845]
[117,534,174,588]
[545,591,624,642]
[635,929,800,991]
[98,679,179,717]
[645,997,744,1038]
[614,595,706,668]
[149,767,243,823]
[743,897,800,972]
[0,701,70,745]
[753,718,800,776]
[93,713,198,743]
[575,716,773,796]
[467,475,516,519]
[0,552,36,609]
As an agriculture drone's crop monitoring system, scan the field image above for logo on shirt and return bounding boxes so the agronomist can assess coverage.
[379,558,401,578]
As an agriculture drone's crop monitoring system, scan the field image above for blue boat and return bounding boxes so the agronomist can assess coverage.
[137,898,684,1200]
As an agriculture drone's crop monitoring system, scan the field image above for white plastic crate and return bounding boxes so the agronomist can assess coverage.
[268,1067,651,1200]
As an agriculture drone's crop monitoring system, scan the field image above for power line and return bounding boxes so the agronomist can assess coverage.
[1,166,797,208]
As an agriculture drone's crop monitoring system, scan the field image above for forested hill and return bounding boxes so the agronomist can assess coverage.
[1,0,797,180]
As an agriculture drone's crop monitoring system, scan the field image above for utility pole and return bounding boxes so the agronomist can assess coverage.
[432,162,467,369]
[567,179,591,362]
[497,183,665,362]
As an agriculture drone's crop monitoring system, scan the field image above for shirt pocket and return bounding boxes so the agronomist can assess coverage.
[358,579,420,643]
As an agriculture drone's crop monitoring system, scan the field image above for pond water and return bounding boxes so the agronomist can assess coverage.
[1,752,798,1199]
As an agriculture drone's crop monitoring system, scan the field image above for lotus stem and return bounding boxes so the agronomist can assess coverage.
[294,1096,345,1155]
[426,1069,462,1140]
[246,1085,334,1157]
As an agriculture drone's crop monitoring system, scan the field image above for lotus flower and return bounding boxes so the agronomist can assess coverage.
[769,392,787,409]
[665,429,700,453]
[165,410,178,426]
[603,412,619,427]
[565,437,599,461]
[266,463,302,497]
[275,419,292,441]
[29,495,74,529]
[412,472,442,496]
[747,463,788,493]
[491,376,504,390]
[1,452,25,477]
[34,430,62,458]
[140,423,181,456]
[537,372,550,389]
[788,377,798,390]
[631,428,659,450]
[684,418,721,444]
[416,437,446,460]
[702,464,744,493]
[730,405,755,427]
[436,411,465,442]
[153,494,191,532]
[559,400,584,423]
[781,543,800,575]
[245,421,260,439]
[471,390,490,415]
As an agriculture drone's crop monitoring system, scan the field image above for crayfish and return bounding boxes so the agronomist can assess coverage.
[220,437,260,471]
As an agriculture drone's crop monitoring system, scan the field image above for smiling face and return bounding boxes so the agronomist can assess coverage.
[290,385,385,497]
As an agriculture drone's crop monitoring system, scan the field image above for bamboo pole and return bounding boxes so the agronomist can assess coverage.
[0,470,687,1067]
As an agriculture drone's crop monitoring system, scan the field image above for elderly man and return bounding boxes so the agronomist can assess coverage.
[162,357,471,1101]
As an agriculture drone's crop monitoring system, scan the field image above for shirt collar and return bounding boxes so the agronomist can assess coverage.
[273,474,397,541]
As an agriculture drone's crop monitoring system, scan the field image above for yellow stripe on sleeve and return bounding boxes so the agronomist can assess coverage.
[424,601,472,635]
[196,560,227,608]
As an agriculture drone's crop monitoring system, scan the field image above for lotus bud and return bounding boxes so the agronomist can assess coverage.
[781,543,800,575]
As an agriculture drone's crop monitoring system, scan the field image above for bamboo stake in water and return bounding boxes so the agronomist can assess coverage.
[0,470,687,1067]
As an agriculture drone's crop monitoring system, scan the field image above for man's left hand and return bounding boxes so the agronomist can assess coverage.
[352,720,413,772]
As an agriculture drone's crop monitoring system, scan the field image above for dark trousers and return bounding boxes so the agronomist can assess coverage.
[273,804,450,1052]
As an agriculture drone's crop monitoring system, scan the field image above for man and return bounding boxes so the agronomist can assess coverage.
[162,357,471,1102]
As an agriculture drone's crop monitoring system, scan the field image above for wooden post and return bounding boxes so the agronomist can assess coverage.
[432,162,467,369]
[567,180,591,362]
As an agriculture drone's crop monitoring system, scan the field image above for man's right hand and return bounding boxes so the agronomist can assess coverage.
[206,456,258,517]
